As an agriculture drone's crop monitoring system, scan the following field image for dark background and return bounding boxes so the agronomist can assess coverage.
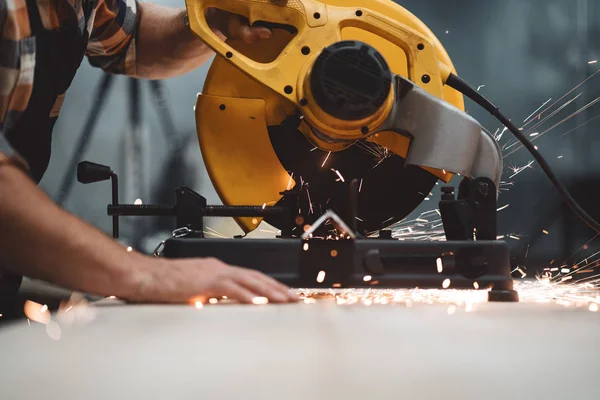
[41,0,600,274]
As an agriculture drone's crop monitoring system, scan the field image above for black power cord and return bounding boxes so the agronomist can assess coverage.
[445,73,600,234]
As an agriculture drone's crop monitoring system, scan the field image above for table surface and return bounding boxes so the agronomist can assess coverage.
[1,282,599,400]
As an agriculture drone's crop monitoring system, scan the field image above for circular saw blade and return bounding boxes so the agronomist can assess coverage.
[266,124,437,235]
[197,0,463,235]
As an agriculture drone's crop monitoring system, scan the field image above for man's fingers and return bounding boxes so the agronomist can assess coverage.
[219,280,258,304]
[226,15,272,43]
[247,269,298,302]
[252,26,272,40]
[231,269,289,303]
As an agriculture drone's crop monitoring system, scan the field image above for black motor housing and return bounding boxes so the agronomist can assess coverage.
[310,40,392,121]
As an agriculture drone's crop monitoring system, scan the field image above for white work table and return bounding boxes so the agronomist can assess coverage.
[1,283,599,400]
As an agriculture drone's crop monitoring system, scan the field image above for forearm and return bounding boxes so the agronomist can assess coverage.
[0,165,151,300]
[134,3,220,79]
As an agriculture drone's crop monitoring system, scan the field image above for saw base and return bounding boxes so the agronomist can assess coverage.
[162,238,518,302]
[76,160,518,303]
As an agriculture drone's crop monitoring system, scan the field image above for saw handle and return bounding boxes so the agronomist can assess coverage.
[186,0,446,104]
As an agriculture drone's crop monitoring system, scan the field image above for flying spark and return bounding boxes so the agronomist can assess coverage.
[316,270,326,283]
[321,151,331,168]
[331,168,345,182]
[252,297,269,305]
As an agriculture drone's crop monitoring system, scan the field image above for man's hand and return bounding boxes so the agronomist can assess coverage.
[132,257,297,304]
[0,164,298,307]
[206,8,272,43]
[135,4,273,79]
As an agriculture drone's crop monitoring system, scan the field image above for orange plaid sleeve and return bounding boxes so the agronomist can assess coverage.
[0,0,34,163]
[86,0,139,75]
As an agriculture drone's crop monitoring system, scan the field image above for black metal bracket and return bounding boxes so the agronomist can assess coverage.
[78,161,289,239]
[439,177,497,241]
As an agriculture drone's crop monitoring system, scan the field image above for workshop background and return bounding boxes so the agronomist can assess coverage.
[40,0,600,274]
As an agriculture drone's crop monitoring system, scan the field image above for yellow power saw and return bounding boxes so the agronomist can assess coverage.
[188,0,503,236]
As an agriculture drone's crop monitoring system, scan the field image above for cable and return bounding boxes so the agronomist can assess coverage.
[445,73,600,234]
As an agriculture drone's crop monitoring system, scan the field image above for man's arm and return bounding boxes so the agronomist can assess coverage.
[0,163,297,304]
[133,4,271,79]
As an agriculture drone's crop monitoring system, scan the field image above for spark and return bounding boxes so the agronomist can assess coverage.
[497,204,510,212]
[506,93,600,157]
[287,173,294,190]
[363,275,372,282]
[508,161,535,179]
[558,155,563,159]
[543,230,549,235]
[442,279,451,289]
[560,113,600,137]
[209,298,219,304]
[40,304,48,313]
[195,301,203,309]
[589,60,598,65]
[523,98,553,123]
[496,126,508,141]
[473,282,480,289]
[509,235,521,241]
[126,246,133,252]
[529,132,539,137]
[436,258,444,273]
[521,69,600,131]
[306,188,314,214]
[561,268,570,274]
[134,198,143,205]
[359,178,363,192]
[476,85,485,92]
[252,297,269,305]
[321,151,331,168]
[262,203,266,210]
[331,168,345,182]
[303,243,309,251]
[316,270,326,283]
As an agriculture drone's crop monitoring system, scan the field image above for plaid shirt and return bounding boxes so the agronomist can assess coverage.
[0,0,138,166]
